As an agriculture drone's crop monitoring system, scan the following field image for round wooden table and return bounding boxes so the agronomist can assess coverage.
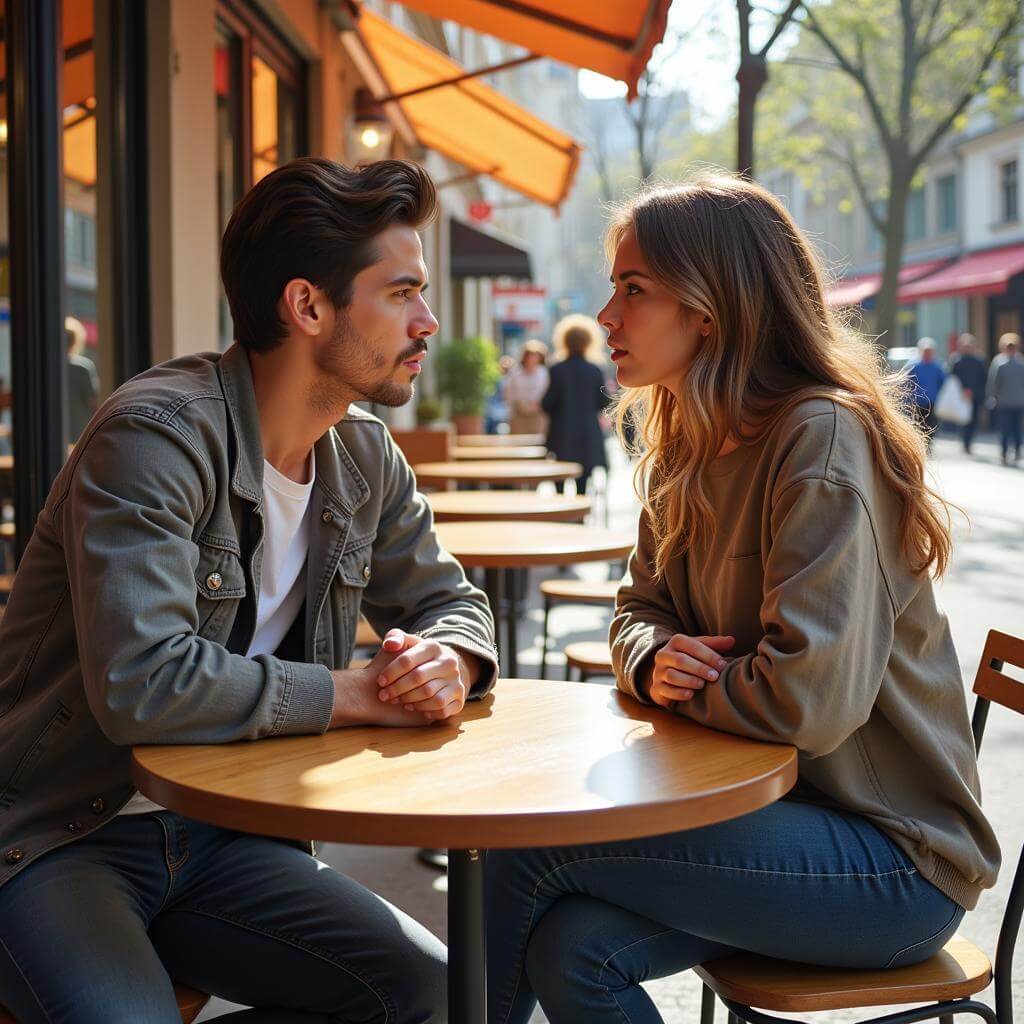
[427,491,591,523]
[413,459,581,489]
[456,433,545,447]
[435,520,634,675]
[132,677,798,1024]
[453,445,547,461]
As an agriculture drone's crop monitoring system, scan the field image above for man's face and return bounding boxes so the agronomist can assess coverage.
[312,224,438,410]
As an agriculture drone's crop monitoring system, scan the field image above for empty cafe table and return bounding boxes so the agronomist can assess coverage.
[456,433,545,447]
[413,460,581,490]
[435,520,633,675]
[453,445,547,461]
[132,677,797,1024]
[427,491,591,523]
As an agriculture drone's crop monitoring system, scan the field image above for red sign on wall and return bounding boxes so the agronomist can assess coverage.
[469,201,493,222]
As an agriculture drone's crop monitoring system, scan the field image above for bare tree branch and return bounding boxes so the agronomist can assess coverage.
[911,8,1022,167]
[759,0,804,56]
[820,144,887,232]
[801,5,895,151]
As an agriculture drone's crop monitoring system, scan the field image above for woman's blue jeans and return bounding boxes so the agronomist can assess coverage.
[0,811,447,1023]
[486,800,964,1024]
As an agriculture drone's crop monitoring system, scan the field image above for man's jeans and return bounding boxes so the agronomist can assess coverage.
[997,407,1023,460]
[0,812,446,1024]
[486,800,965,1024]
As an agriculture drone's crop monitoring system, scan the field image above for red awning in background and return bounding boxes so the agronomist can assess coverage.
[825,260,948,307]
[896,244,1024,303]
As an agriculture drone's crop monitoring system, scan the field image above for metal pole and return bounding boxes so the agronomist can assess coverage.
[7,0,66,562]
[448,848,487,1024]
[484,568,505,675]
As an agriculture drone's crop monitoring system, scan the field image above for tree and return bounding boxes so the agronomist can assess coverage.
[734,0,804,176]
[787,0,1022,342]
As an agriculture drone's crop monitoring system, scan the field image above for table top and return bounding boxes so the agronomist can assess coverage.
[427,491,591,523]
[414,460,582,486]
[453,446,547,461]
[456,433,545,447]
[132,678,797,849]
[435,520,633,567]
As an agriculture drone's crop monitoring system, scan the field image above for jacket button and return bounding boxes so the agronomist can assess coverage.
[65,821,82,833]
[321,509,334,524]
[206,572,223,591]
[90,797,105,814]
[4,848,24,865]
[362,564,371,581]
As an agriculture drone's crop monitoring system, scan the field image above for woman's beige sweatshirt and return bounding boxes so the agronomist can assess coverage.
[610,397,1000,909]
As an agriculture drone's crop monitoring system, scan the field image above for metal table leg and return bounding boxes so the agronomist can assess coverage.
[449,848,487,1024]
[504,568,519,678]
[483,568,506,674]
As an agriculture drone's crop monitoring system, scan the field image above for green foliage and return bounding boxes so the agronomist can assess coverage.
[415,396,444,425]
[435,337,502,417]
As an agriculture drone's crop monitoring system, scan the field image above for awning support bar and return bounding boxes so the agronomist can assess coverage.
[378,53,541,103]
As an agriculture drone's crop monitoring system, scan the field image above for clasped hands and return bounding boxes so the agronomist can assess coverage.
[645,633,735,709]
[330,630,472,728]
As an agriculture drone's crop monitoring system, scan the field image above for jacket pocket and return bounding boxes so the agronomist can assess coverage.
[338,534,376,589]
[195,544,247,636]
[0,703,73,811]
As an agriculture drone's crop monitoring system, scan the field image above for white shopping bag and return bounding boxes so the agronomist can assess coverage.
[934,376,972,425]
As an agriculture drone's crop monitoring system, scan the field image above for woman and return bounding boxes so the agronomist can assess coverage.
[504,339,549,435]
[542,314,609,494]
[485,174,1000,1024]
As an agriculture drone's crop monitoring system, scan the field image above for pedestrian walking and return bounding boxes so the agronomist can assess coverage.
[987,332,1024,466]
[542,314,609,495]
[504,340,550,435]
[948,333,988,453]
[906,337,945,450]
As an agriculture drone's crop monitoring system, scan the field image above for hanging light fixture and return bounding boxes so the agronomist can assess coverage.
[351,88,394,162]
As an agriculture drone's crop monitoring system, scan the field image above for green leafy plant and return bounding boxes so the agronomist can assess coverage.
[435,337,502,416]
[415,396,444,425]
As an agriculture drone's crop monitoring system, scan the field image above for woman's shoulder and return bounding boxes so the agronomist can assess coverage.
[763,395,874,489]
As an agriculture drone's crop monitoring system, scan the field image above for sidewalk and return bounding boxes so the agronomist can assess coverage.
[201,432,1023,1023]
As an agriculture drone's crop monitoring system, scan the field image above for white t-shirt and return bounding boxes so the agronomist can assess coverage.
[118,452,315,816]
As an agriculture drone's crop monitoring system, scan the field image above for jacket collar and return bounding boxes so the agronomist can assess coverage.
[218,343,370,516]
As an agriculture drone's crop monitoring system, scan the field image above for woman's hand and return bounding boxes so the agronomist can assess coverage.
[648,633,735,709]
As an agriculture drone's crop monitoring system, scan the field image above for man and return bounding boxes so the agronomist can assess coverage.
[0,158,497,1022]
[906,337,945,450]
[988,332,1024,466]
[948,333,987,454]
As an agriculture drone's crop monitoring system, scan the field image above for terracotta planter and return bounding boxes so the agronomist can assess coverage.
[452,414,484,435]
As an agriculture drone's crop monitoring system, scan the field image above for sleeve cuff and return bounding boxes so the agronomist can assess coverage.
[614,625,674,704]
[274,660,335,736]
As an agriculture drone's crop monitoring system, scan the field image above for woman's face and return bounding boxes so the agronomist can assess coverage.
[522,351,543,371]
[598,226,706,395]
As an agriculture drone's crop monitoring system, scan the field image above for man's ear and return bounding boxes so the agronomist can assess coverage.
[280,278,326,338]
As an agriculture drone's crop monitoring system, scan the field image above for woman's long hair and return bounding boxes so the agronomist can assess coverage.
[609,172,953,579]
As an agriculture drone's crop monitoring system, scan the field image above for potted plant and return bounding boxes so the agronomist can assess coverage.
[415,396,444,427]
[436,336,502,435]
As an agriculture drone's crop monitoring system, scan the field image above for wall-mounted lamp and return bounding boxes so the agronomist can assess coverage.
[351,89,394,162]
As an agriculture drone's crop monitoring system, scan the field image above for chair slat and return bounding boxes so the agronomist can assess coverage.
[973,630,1024,715]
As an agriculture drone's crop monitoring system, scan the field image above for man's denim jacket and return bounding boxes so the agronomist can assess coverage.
[0,344,498,887]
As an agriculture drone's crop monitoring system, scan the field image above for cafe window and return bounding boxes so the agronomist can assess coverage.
[937,173,957,234]
[215,2,306,349]
[1000,159,1019,224]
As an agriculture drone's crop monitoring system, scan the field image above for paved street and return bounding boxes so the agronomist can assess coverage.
[200,430,1023,1023]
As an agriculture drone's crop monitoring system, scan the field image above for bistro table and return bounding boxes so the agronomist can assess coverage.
[435,520,633,675]
[427,490,591,523]
[132,677,797,1024]
[413,459,581,490]
[456,433,545,447]
[453,445,547,461]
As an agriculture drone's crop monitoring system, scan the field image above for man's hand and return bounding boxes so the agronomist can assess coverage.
[328,643,433,729]
[647,633,735,710]
[375,630,470,722]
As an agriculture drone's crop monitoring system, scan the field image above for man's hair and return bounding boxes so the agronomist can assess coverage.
[220,158,438,353]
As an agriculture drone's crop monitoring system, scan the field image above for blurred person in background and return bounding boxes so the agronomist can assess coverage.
[485,354,515,434]
[65,315,99,445]
[504,339,549,435]
[948,334,987,454]
[543,314,610,496]
[906,337,945,451]
[987,332,1024,466]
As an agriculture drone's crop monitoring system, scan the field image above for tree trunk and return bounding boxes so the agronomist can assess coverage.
[736,53,767,178]
[873,169,912,347]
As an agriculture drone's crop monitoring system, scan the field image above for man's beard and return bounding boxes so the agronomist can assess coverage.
[310,311,421,413]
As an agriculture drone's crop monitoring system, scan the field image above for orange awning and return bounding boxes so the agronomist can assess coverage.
[343,8,581,209]
[388,0,672,100]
